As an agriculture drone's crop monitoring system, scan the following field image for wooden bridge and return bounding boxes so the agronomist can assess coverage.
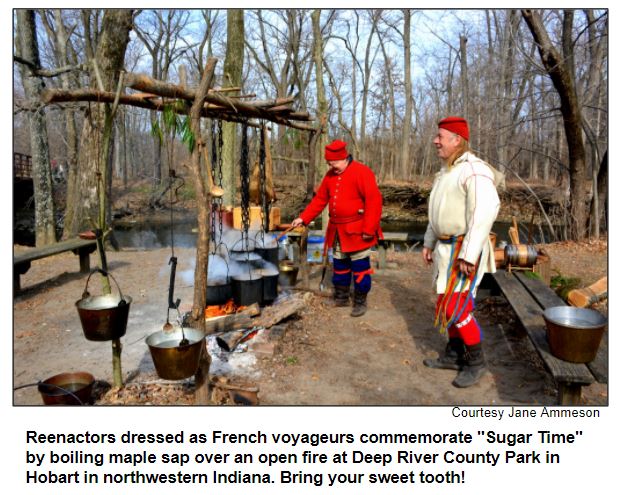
[14,153,32,179]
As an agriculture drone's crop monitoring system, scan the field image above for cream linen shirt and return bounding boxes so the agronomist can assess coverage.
[423,152,501,294]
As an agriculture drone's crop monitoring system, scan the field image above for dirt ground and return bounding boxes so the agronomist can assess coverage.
[12,239,607,406]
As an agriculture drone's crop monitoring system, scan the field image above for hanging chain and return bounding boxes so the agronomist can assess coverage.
[166,101,177,259]
[216,120,224,247]
[240,122,251,252]
[217,119,224,188]
[209,119,218,253]
[259,122,268,235]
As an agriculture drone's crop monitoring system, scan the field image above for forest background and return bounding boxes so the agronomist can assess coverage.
[13,8,608,246]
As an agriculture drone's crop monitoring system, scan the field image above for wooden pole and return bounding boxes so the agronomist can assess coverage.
[182,57,218,405]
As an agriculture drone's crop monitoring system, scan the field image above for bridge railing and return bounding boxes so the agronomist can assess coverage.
[14,153,32,178]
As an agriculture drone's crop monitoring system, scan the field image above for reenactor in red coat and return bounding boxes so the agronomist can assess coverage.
[291,140,383,316]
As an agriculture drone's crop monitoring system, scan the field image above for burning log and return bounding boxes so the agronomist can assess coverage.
[205,302,261,334]
[216,328,259,352]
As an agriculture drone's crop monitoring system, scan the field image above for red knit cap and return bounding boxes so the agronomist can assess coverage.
[438,116,469,141]
[324,140,349,161]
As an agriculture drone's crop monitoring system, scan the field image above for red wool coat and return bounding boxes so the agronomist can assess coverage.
[299,160,383,253]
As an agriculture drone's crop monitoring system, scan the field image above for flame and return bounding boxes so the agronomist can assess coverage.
[205,299,246,318]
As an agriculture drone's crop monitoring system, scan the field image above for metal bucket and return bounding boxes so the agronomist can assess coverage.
[259,268,279,303]
[207,255,232,305]
[504,244,538,267]
[255,246,279,265]
[76,270,131,341]
[38,371,94,405]
[278,261,299,287]
[207,282,232,305]
[232,273,263,306]
[146,327,205,380]
[543,306,607,363]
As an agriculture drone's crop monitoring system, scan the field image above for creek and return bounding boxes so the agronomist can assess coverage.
[113,218,551,250]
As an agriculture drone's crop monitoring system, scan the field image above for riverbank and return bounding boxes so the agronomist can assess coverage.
[110,176,564,226]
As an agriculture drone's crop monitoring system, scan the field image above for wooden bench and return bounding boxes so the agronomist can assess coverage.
[488,270,608,405]
[300,230,412,269]
[13,238,97,291]
[377,232,413,268]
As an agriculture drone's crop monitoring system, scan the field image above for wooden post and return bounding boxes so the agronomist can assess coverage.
[558,382,582,406]
[377,241,388,269]
[78,247,91,273]
[184,57,218,404]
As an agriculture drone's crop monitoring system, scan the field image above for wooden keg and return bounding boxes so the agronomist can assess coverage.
[504,244,538,268]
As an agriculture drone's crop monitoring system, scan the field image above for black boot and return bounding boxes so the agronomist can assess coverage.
[453,343,487,388]
[334,285,351,307]
[350,291,368,317]
[423,338,465,370]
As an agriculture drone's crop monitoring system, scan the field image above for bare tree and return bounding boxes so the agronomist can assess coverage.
[310,9,328,202]
[221,10,244,206]
[522,9,589,240]
[39,10,83,239]
[134,10,192,185]
[15,10,56,246]
[401,10,413,176]
[65,9,133,237]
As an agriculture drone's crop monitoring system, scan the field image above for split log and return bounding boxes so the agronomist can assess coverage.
[205,302,261,334]
[567,277,607,308]
[249,293,307,329]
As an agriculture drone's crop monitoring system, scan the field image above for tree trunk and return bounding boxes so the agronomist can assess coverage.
[401,10,413,176]
[310,9,328,206]
[459,34,469,120]
[44,9,81,241]
[15,10,56,246]
[185,58,218,328]
[151,110,162,185]
[522,9,588,240]
[65,9,133,237]
[221,10,244,207]
[360,14,378,146]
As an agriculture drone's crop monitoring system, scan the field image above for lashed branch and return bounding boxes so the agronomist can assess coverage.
[41,72,315,130]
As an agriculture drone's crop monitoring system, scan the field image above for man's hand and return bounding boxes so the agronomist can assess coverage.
[457,259,475,276]
[291,218,304,228]
[422,247,433,266]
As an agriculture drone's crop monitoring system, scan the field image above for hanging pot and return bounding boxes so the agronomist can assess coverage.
[254,231,279,266]
[278,261,299,287]
[232,273,263,306]
[230,251,263,265]
[146,327,205,380]
[207,255,232,305]
[38,371,94,406]
[230,236,256,254]
[259,268,279,304]
[207,282,233,306]
[255,246,278,266]
[76,270,131,341]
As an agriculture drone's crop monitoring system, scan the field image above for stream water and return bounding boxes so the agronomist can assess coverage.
[113,218,552,250]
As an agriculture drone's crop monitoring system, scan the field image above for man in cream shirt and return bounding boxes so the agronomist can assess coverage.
[422,116,501,388]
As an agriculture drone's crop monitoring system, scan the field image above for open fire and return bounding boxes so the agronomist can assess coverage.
[205,299,246,318]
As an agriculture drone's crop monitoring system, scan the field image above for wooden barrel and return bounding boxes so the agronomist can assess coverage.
[504,244,538,268]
